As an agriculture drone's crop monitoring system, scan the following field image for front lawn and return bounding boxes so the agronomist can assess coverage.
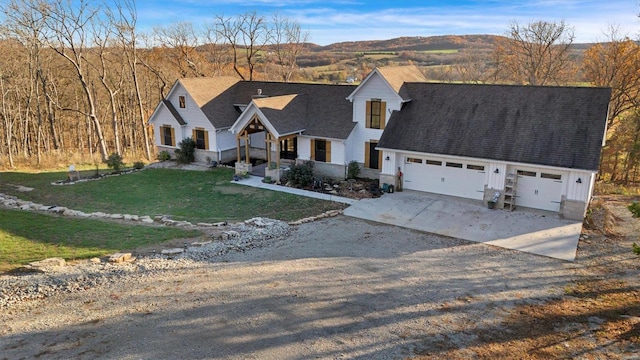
[0,167,345,271]
[0,167,346,223]
[0,208,201,271]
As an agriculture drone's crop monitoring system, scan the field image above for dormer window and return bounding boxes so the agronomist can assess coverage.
[366,99,386,129]
[179,95,186,108]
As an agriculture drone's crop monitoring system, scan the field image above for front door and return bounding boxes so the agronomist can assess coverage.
[280,138,297,160]
[315,140,326,162]
[369,142,379,170]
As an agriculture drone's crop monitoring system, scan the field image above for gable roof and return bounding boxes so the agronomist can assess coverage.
[377,65,428,95]
[378,83,611,171]
[178,77,241,107]
[243,83,356,139]
[251,94,306,136]
[347,65,427,101]
[161,99,186,125]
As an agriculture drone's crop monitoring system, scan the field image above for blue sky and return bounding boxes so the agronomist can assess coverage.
[136,0,639,44]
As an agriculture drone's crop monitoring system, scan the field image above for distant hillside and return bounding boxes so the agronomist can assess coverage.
[313,35,504,52]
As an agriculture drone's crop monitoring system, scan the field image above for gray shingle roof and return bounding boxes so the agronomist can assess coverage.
[378,83,611,171]
[181,78,356,139]
[162,99,186,125]
[239,82,355,139]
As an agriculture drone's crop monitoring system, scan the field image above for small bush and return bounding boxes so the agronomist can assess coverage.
[628,202,640,218]
[105,153,124,173]
[347,160,360,179]
[287,161,314,187]
[175,137,196,164]
[133,161,145,170]
[157,151,171,161]
[633,243,640,256]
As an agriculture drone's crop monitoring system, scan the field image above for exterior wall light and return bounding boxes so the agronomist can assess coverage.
[576,178,582,184]
[494,168,499,174]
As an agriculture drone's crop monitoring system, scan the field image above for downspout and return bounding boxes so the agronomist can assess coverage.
[216,128,223,163]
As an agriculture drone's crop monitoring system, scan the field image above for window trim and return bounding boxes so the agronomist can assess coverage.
[161,125,175,147]
[467,164,485,171]
[405,157,423,164]
[446,162,463,168]
[541,173,562,180]
[311,138,331,163]
[365,99,386,130]
[194,128,207,150]
[517,170,537,177]
[425,160,442,166]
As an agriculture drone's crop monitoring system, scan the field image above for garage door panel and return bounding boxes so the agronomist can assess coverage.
[516,169,563,212]
[403,157,485,200]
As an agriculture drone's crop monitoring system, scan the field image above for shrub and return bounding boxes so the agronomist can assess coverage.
[105,153,124,173]
[175,137,196,164]
[633,243,640,256]
[347,160,360,179]
[133,161,145,170]
[157,151,171,161]
[287,161,314,187]
[628,202,640,218]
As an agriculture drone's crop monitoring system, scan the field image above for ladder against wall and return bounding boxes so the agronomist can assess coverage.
[504,174,517,211]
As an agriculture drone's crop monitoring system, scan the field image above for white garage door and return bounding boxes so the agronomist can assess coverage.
[403,157,486,200]
[516,169,564,212]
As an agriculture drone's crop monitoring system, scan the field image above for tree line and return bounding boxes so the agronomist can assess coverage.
[0,0,307,167]
[0,1,638,185]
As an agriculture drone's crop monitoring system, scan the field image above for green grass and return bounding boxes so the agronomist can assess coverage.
[0,168,345,223]
[0,167,345,271]
[0,208,200,271]
[419,49,459,54]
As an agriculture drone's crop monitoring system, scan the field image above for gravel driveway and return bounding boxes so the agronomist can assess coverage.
[0,216,578,359]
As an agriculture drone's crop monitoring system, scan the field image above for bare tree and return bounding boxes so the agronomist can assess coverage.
[494,20,576,85]
[90,8,125,155]
[215,12,270,81]
[113,0,151,160]
[153,22,205,78]
[1,0,56,164]
[582,26,640,128]
[271,12,308,82]
[203,21,233,76]
[454,47,493,84]
[42,0,109,161]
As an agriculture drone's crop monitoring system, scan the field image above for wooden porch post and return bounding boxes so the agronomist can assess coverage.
[244,132,250,164]
[265,133,272,167]
[276,137,281,170]
[236,135,241,163]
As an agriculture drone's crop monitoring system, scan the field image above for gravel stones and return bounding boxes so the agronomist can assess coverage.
[0,217,290,308]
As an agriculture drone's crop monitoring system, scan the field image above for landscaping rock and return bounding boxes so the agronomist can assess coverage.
[191,241,212,247]
[108,253,132,263]
[161,248,184,256]
[29,257,66,268]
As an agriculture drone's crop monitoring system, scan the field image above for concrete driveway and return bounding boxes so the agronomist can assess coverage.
[344,190,582,261]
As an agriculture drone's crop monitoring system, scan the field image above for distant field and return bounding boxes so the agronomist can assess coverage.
[419,49,459,54]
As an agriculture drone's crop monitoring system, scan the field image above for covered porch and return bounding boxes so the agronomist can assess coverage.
[234,115,300,182]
